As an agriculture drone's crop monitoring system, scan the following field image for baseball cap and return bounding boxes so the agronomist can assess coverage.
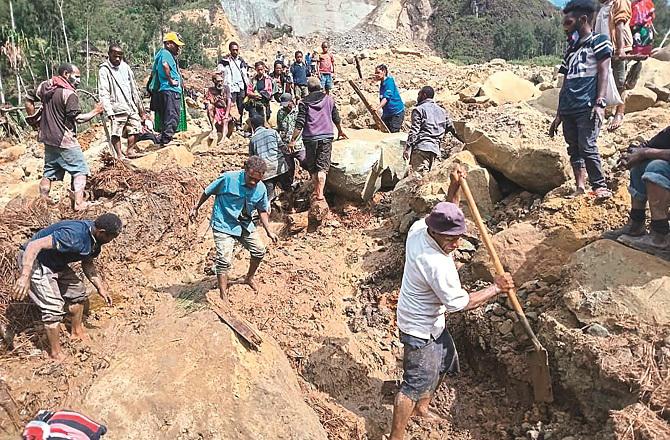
[164,32,185,46]
[280,93,293,107]
[425,202,466,236]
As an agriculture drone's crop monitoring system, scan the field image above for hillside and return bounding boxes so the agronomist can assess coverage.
[429,0,562,62]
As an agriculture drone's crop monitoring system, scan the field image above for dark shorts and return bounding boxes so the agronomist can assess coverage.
[303,138,333,173]
[409,149,437,173]
[43,145,90,181]
[263,171,293,200]
[382,110,405,133]
[399,330,460,401]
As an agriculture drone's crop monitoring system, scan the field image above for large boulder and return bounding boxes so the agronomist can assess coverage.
[410,151,501,217]
[633,58,670,88]
[82,302,328,440]
[327,129,407,201]
[563,240,670,328]
[480,71,540,105]
[131,145,195,171]
[528,88,560,116]
[624,87,658,113]
[454,120,571,194]
[470,222,585,283]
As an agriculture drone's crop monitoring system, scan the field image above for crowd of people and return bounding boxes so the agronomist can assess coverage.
[10,1,670,439]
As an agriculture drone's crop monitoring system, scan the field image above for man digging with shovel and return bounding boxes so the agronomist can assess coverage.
[389,167,515,440]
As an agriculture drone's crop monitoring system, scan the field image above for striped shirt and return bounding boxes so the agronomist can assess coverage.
[249,127,288,180]
[558,33,613,115]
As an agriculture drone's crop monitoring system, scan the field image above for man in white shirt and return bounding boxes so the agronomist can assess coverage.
[218,41,249,128]
[98,44,147,158]
[389,169,515,440]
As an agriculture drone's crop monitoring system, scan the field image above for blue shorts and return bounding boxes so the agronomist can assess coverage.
[320,73,333,91]
[399,330,460,401]
[43,145,90,181]
[629,159,670,202]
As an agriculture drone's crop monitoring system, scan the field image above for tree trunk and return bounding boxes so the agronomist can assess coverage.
[86,22,90,87]
[0,69,6,105]
[9,0,21,104]
[57,0,72,63]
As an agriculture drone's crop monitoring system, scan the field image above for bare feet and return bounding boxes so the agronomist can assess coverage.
[70,328,91,344]
[608,113,624,132]
[49,350,67,363]
[229,276,258,292]
[412,407,443,420]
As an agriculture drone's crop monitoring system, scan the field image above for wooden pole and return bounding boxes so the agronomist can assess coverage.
[9,0,21,104]
[348,79,389,133]
[86,22,90,87]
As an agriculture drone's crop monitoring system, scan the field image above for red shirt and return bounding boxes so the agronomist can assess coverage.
[318,52,335,74]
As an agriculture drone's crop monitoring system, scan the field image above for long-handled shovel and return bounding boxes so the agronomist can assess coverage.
[460,176,554,403]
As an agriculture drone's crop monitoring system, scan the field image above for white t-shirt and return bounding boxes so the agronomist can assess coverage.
[595,2,612,37]
[397,219,470,340]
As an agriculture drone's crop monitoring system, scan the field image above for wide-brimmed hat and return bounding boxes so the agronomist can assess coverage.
[164,32,185,46]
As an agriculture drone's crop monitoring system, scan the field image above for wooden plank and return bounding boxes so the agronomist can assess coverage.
[206,291,263,351]
[348,80,389,133]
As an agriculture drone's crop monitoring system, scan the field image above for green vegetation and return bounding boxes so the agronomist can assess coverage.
[430,0,564,62]
[0,0,219,103]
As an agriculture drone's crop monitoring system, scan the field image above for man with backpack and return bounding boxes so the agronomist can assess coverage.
[149,32,185,147]
[98,44,147,158]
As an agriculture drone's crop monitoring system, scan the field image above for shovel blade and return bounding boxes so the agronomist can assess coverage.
[528,348,553,402]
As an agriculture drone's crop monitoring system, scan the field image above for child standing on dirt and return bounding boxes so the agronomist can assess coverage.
[205,73,234,144]
[317,42,335,94]
[549,0,613,199]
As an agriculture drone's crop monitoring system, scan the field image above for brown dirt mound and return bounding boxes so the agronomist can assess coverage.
[610,403,670,440]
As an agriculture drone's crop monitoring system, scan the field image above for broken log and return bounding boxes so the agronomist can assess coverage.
[348,80,389,133]
[206,291,263,351]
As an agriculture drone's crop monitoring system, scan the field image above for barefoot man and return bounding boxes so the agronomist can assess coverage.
[12,213,122,361]
[190,156,278,299]
[389,169,514,440]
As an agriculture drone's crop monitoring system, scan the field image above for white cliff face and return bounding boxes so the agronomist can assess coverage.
[220,0,378,35]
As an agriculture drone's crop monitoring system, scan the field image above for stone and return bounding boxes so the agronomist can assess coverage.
[81,302,328,440]
[454,120,571,194]
[531,72,550,84]
[22,159,41,177]
[538,82,554,91]
[625,87,658,113]
[327,129,408,201]
[645,82,670,102]
[471,222,585,283]
[585,323,610,337]
[396,151,502,217]
[480,71,540,105]
[392,46,423,57]
[633,58,670,89]
[131,145,195,171]
[564,240,670,327]
[498,319,514,335]
[0,144,26,163]
[490,58,506,66]
[458,83,483,101]
[400,89,420,107]
[345,55,355,64]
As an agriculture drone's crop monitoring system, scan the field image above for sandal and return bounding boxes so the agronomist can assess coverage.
[591,187,612,200]
[602,222,646,240]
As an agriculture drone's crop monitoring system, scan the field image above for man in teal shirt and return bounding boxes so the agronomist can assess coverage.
[189,156,278,300]
[151,32,184,146]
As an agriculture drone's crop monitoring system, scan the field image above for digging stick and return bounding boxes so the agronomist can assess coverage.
[459,177,554,403]
[206,291,263,350]
[348,79,389,133]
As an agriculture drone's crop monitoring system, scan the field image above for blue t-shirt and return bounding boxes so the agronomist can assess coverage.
[558,33,612,115]
[204,170,270,236]
[379,76,405,118]
[290,62,309,86]
[22,220,101,271]
[153,48,182,93]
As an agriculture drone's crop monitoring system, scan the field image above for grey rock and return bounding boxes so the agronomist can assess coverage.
[585,323,610,337]
[498,319,514,335]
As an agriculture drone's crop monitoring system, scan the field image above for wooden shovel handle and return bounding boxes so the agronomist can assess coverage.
[459,177,543,350]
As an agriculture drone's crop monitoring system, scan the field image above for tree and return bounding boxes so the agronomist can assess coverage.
[493,19,539,60]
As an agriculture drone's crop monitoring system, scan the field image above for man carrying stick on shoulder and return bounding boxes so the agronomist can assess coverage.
[389,166,515,440]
